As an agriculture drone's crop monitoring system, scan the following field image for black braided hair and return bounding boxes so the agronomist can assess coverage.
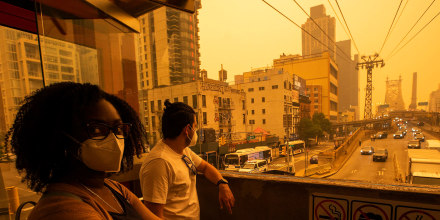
[4,82,146,192]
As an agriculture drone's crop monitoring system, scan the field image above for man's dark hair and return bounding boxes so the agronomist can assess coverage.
[5,82,147,193]
[162,100,196,139]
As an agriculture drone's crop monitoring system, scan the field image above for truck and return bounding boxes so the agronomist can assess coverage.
[407,149,440,185]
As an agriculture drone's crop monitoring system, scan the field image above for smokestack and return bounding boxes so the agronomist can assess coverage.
[409,72,417,110]
[219,64,227,82]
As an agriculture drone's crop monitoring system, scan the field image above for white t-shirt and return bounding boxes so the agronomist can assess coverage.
[140,140,203,220]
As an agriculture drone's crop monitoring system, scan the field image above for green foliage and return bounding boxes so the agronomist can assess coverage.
[298,113,332,140]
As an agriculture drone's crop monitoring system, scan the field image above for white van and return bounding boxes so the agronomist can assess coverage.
[238,159,268,173]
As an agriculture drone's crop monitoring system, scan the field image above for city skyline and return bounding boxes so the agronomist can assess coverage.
[198,0,440,116]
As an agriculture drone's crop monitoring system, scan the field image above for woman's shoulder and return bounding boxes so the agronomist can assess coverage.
[28,188,106,220]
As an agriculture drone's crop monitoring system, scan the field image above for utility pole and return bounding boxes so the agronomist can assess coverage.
[356,54,385,119]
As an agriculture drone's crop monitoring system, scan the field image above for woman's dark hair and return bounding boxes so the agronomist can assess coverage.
[5,82,146,192]
[162,100,196,139]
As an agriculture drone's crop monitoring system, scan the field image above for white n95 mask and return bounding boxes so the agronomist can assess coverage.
[187,126,198,147]
[80,133,125,172]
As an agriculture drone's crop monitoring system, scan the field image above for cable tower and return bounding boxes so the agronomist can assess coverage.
[356,54,384,119]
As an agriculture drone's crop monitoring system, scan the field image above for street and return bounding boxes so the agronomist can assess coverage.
[329,125,439,184]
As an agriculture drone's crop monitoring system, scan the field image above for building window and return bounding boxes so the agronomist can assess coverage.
[192,95,197,108]
[202,95,206,107]
[314,93,319,97]
[263,119,266,124]
[183,96,188,104]
[249,120,255,124]
[330,64,338,79]
[314,99,318,103]
[242,100,245,110]
[314,105,318,109]
[251,110,255,115]
[272,85,278,89]
[150,101,155,113]
[251,98,254,103]
[330,83,338,95]
[314,87,318,91]
[330,101,338,111]
[157,100,162,110]
[174,97,178,102]
[259,87,265,91]
[262,97,265,102]
[203,112,207,125]
[151,116,156,129]
[262,109,266,114]
[248,88,254,92]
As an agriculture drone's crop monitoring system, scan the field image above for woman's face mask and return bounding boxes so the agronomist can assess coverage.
[80,133,125,172]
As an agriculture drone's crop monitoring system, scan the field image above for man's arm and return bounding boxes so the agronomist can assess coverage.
[143,201,165,219]
[197,160,235,214]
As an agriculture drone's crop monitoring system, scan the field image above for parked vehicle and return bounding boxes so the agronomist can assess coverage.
[375,131,387,139]
[373,149,388,162]
[417,121,425,126]
[238,159,268,173]
[407,140,421,149]
[309,155,318,164]
[360,146,374,155]
[407,149,440,185]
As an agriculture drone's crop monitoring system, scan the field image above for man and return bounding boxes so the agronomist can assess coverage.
[139,101,235,219]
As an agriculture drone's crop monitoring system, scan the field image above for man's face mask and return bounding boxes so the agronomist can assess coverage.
[187,125,198,147]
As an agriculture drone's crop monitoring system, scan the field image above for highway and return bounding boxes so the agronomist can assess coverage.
[329,125,439,184]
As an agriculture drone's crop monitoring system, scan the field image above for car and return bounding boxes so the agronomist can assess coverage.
[417,121,425,126]
[412,127,420,132]
[408,140,421,149]
[375,131,387,139]
[310,155,318,164]
[414,133,425,142]
[393,131,404,139]
[360,146,374,155]
[373,149,388,162]
[239,159,268,173]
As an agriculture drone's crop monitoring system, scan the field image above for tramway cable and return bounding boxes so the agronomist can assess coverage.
[333,0,360,55]
[261,0,352,63]
[386,0,436,60]
[379,0,403,55]
[387,8,440,61]
[291,0,353,62]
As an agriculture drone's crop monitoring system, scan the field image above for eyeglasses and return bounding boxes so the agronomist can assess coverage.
[86,123,131,140]
[182,155,197,175]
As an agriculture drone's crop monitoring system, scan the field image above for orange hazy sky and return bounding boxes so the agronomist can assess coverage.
[198,0,440,116]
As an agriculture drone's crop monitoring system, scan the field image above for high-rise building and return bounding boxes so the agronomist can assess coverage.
[336,39,359,120]
[273,52,339,122]
[301,5,336,60]
[234,68,300,141]
[137,1,201,90]
[0,26,98,130]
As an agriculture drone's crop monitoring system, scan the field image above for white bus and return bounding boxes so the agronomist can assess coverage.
[287,140,306,155]
[224,146,272,171]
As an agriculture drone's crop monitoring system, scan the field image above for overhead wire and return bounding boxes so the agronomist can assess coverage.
[386,0,436,60]
[326,0,350,42]
[379,0,404,55]
[387,8,440,61]
[389,0,409,34]
[291,0,353,62]
[261,0,352,62]
[333,0,360,55]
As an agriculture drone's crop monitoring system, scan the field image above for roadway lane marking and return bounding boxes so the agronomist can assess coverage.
[351,169,358,174]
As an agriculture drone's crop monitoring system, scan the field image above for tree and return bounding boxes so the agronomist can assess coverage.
[298,113,332,141]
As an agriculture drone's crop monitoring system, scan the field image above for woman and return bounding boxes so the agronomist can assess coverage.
[6,82,159,220]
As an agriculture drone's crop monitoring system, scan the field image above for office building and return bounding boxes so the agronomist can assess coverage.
[429,84,440,112]
[301,5,336,60]
[140,77,246,146]
[234,68,300,141]
[273,52,339,122]
[336,40,359,119]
